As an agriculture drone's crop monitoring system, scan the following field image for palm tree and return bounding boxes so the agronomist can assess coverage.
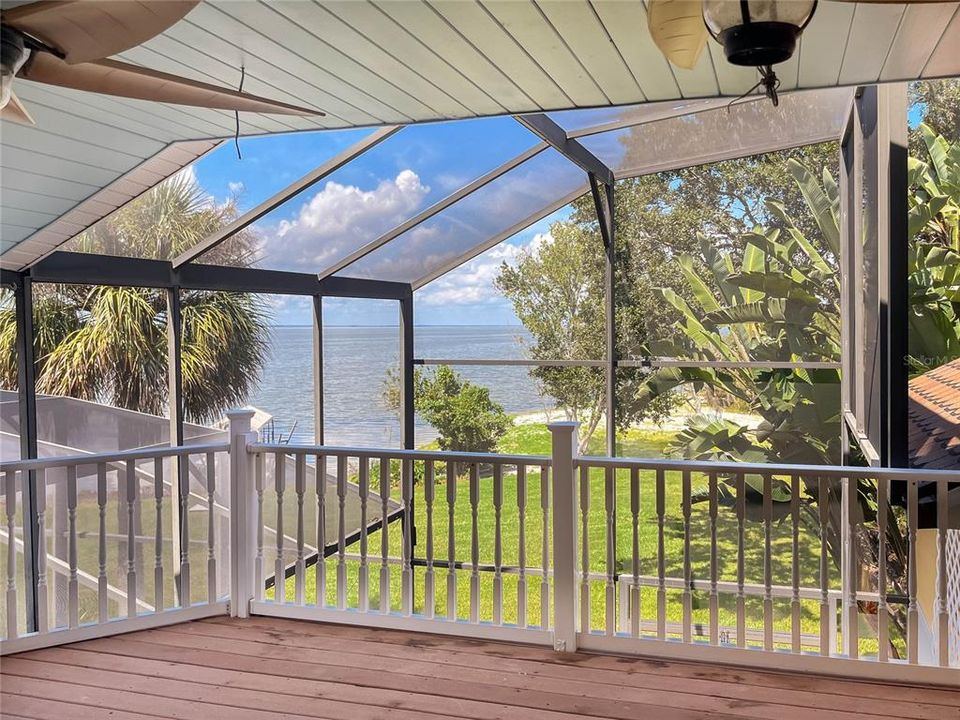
[0,172,269,423]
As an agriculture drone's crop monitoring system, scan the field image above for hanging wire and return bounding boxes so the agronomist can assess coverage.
[726,65,781,112]
[234,65,246,160]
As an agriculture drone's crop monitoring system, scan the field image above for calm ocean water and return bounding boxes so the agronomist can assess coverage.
[247,326,556,447]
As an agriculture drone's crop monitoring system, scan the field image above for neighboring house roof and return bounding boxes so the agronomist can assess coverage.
[909,357,960,470]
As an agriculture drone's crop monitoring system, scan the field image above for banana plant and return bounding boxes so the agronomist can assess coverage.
[639,157,842,469]
[907,124,960,374]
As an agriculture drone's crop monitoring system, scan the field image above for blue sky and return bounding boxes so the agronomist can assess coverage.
[185,91,919,327]
[190,117,573,326]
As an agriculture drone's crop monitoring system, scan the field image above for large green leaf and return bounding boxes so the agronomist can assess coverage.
[787,159,840,255]
[678,255,721,312]
[726,271,819,305]
[704,299,816,327]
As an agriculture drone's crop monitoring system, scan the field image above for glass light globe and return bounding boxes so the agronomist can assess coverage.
[703,0,817,67]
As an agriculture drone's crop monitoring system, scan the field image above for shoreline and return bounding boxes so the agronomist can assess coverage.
[508,407,764,432]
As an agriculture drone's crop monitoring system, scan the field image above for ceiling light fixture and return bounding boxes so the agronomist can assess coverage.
[703,0,818,106]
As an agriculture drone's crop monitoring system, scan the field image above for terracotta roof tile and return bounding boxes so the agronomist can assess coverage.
[909,357,960,470]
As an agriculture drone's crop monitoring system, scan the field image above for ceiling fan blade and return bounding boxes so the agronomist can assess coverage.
[648,0,708,71]
[21,53,325,116]
[1,89,35,125]
[2,0,198,64]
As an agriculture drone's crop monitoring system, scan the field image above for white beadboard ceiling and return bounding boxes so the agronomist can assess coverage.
[2,0,959,271]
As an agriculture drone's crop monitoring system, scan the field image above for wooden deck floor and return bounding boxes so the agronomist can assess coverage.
[2,616,958,720]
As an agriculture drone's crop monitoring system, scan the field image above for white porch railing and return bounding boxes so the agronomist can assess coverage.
[2,411,957,686]
[1,440,231,653]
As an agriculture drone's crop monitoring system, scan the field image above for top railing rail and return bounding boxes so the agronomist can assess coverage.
[248,442,551,467]
[0,441,230,473]
[577,454,959,483]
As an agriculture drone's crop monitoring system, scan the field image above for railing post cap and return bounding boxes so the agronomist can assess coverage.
[226,408,256,433]
[548,421,580,432]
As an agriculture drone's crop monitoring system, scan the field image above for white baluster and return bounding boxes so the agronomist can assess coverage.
[819,476,830,656]
[845,473,859,658]
[493,463,503,626]
[66,465,78,628]
[682,470,692,643]
[907,477,919,664]
[709,471,718,646]
[401,458,413,616]
[126,460,138,618]
[294,453,306,606]
[539,465,550,630]
[790,474,801,653]
[274,452,286,604]
[97,463,108,623]
[336,455,347,610]
[763,473,773,652]
[877,476,888,661]
[207,453,217,605]
[656,468,665,641]
[380,457,391,614]
[254,453,265,602]
[469,463,480,624]
[424,460,435,619]
[579,464,590,634]
[5,470,17,639]
[736,472,746,648]
[516,464,527,629]
[52,469,67,628]
[316,454,326,608]
[154,457,164,613]
[630,467,640,638]
[358,456,370,612]
[35,468,47,633]
[179,458,191,607]
[936,476,949,666]
[446,460,457,621]
[604,467,615,636]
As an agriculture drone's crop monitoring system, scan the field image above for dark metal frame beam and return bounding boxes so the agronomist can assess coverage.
[399,290,415,451]
[589,173,616,458]
[165,286,186,604]
[876,83,910,468]
[11,274,39,632]
[25,252,411,300]
[515,113,614,186]
[312,295,324,446]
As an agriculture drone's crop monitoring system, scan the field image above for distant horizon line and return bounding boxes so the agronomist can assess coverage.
[270,323,526,328]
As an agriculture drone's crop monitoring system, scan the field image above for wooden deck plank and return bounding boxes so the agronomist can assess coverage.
[147,621,956,720]
[0,693,161,720]
[205,616,960,707]
[2,657,468,720]
[2,615,957,720]
[15,640,748,720]
[2,675,319,720]
[126,624,949,720]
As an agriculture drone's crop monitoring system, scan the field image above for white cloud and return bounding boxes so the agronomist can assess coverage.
[347,157,580,282]
[417,232,551,307]
[228,180,245,195]
[269,170,429,270]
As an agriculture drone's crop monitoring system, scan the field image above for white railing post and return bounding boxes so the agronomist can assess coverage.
[549,421,579,653]
[228,409,257,618]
